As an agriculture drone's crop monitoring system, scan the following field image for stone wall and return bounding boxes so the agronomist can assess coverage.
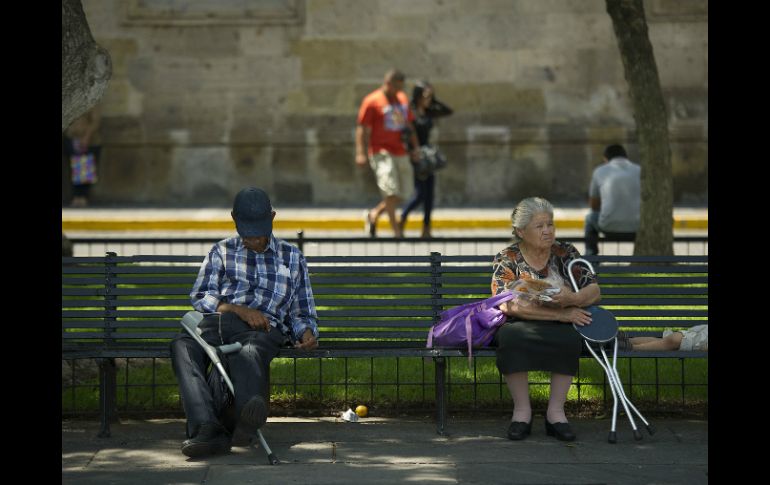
[67,0,708,207]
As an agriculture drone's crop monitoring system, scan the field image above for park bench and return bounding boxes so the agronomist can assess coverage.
[62,252,707,437]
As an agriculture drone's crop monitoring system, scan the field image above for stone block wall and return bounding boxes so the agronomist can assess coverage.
[66,0,707,207]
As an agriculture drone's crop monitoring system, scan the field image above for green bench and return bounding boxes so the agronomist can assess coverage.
[62,253,707,437]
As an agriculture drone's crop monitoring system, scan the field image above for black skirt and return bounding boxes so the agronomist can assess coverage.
[492,319,583,376]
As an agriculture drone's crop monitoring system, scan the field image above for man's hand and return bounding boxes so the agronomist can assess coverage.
[237,306,271,331]
[293,329,318,351]
[355,153,369,166]
[219,303,271,332]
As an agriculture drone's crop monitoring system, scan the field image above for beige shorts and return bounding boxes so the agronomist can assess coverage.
[369,151,413,200]
[664,324,708,351]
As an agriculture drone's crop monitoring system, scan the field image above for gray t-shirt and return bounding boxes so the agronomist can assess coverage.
[589,157,641,232]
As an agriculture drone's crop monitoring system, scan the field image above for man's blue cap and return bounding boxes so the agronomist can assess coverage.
[232,187,273,238]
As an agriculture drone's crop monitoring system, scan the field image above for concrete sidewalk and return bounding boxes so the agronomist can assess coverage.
[63,416,707,484]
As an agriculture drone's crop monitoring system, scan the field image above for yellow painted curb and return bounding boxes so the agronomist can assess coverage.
[62,217,707,232]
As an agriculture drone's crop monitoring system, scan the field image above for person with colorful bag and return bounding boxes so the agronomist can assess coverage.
[63,106,101,207]
[491,197,601,442]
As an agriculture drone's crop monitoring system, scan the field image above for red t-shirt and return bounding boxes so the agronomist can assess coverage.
[357,89,414,156]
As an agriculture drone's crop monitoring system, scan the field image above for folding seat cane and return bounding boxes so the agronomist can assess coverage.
[567,259,655,443]
[181,311,280,464]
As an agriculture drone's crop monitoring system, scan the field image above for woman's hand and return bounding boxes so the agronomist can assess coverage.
[552,283,601,309]
[500,299,529,315]
[549,287,576,308]
[559,307,593,327]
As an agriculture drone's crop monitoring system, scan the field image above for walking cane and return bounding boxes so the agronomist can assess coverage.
[567,259,655,443]
[181,311,279,464]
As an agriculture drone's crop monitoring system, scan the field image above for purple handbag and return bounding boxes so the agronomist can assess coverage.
[426,291,516,366]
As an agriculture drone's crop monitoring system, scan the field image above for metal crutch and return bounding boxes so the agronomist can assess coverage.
[181,311,279,464]
[567,259,655,443]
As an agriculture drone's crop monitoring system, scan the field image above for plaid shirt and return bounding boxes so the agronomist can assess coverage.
[190,235,319,342]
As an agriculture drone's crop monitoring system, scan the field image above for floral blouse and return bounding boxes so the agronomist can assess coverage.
[491,241,597,296]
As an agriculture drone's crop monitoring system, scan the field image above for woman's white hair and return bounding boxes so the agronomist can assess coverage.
[510,197,554,244]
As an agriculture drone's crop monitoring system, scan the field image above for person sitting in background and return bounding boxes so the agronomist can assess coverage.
[584,144,640,256]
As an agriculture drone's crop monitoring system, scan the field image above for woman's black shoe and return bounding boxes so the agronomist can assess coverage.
[545,419,576,441]
[506,420,532,440]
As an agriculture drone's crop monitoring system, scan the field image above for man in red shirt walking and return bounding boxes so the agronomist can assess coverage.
[356,69,420,238]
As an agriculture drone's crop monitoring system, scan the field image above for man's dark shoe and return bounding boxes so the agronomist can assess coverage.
[232,395,268,447]
[181,422,231,458]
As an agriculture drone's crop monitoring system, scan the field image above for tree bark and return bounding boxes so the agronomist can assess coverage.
[62,0,111,132]
[606,0,673,256]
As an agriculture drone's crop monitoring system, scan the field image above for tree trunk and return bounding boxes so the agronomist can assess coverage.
[606,0,673,256]
[62,0,111,132]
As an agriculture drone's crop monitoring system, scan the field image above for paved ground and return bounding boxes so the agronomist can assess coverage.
[62,415,707,485]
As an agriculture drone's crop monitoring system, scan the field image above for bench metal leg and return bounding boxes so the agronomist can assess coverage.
[97,358,118,438]
[434,357,447,435]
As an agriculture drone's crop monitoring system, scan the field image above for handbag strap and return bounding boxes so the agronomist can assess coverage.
[464,308,475,367]
[482,290,515,310]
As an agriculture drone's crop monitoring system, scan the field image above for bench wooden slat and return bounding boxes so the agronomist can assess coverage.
[431,297,708,305]
[62,330,179,342]
[309,267,434,274]
[306,319,432,327]
[95,276,198,285]
[313,287,437,295]
[317,310,434,317]
[308,256,434,263]
[315,298,439,306]
[615,320,707,328]
[110,267,200,275]
[312,276,435,284]
[435,276,708,285]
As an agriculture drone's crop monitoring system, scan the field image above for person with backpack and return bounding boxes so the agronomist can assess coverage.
[491,197,601,442]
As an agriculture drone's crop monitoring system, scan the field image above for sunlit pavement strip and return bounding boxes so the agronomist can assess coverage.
[63,417,707,485]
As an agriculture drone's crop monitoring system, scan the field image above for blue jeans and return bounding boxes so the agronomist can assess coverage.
[170,312,285,437]
[584,211,636,256]
[401,172,435,227]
